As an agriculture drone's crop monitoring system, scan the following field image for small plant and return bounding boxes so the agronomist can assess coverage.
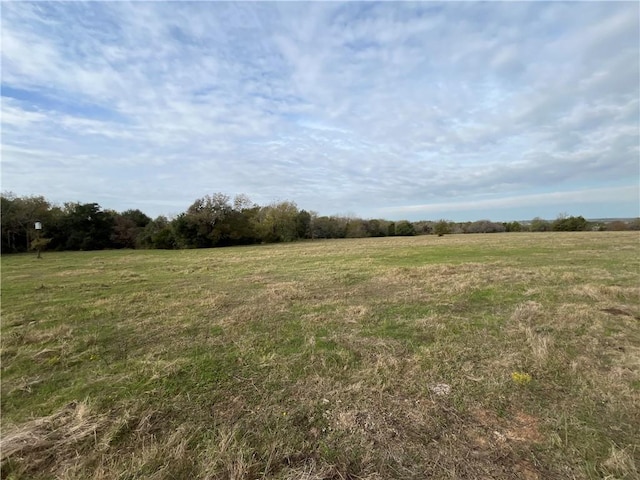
[511,371,532,385]
[31,237,52,258]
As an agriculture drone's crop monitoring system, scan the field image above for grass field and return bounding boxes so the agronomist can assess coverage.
[1,232,639,479]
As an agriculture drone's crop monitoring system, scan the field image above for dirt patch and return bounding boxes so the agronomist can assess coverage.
[464,408,544,478]
[470,408,543,445]
[506,412,543,443]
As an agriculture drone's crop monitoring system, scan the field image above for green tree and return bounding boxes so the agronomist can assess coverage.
[173,193,233,248]
[552,215,588,231]
[364,219,387,237]
[503,221,522,232]
[138,216,176,249]
[345,219,367,238]
[172,213,209,248]
[60,203,115,250]
[1,193,53,253]
[111,209,151,249]
[310,216,334,239]
[255,201,300,243]
[296,210,312,239]
[310,216,348,239]
[530,217,550,232]
[395,220,416,236]
[466,220,505,234]
[433,220,452,236]
[413,221,432,235]
[31,237,52,258]
[387,221,396,236]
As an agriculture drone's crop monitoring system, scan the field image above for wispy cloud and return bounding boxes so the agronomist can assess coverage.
[380,186,639,216]
[1,2,638,220]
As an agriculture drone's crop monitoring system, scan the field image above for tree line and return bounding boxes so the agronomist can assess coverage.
[1,192,638,254]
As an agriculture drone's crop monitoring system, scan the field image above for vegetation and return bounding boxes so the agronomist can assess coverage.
[3,193,638,255]
[1,232,638,479]
[433,219,452,236]
[551,215,589,232]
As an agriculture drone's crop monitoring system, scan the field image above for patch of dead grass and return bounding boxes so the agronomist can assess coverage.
[571,284,639,303]
[3,324,74,348]
[510,301,542,324]
[601,445,638,479]
[264,281,308,302]
[524,326,551,365]
[52,269,103,277]
[1,401,108,475]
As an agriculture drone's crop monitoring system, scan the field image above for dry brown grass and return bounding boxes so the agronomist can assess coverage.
[1,401,107,475]
[601,445,638,479]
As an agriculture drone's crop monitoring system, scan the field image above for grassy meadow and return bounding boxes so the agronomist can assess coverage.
[1,232,639,479]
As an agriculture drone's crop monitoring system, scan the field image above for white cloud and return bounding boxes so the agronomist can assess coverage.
[1,2,638,220]
[381,186,640,215]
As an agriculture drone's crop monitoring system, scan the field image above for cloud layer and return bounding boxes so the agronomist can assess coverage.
[2,2,638,220]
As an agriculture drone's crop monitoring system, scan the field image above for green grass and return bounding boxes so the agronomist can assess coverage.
[1,232,639,479]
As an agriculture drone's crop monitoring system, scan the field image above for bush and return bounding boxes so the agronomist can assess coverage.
[530,217,551,232]
[433,220,452,236]
[552,215,588,231]
[395,220,416,236]
[465,220,506,234]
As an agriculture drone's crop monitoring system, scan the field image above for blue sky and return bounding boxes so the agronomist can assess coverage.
[1,1,639,221]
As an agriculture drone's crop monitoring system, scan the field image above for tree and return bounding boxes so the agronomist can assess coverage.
[138,216,176,249]
[605,221,629,231]
[173,213,209,248]
[387,221,396,236]
[110,209,151,249]
[503,221,522,232]
[1,193,52,253]
[433,220,452,236]
[552,215,588,231]
[59,203,115,250]
[233,193,253,212]
[395,220,416,236]
[310,216,334,239]
[465,220,506,234]
[255,201,300,243]
[296,210,312,239]
[345,219,367,238]
[31,237,52,258]
[364,219,387,237]
[310,215,348,239]
[530,217,550,232]
[413,221,432,235]
[173,193,234,248]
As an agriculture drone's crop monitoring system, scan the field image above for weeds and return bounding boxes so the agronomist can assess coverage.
[511,372,532,385]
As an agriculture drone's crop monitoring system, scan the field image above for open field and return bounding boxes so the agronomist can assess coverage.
[1,232,639,479]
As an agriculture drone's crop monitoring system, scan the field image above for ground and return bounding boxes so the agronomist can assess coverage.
[1,232,638,479]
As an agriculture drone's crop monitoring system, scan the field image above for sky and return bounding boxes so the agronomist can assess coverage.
[1,1,639,222]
